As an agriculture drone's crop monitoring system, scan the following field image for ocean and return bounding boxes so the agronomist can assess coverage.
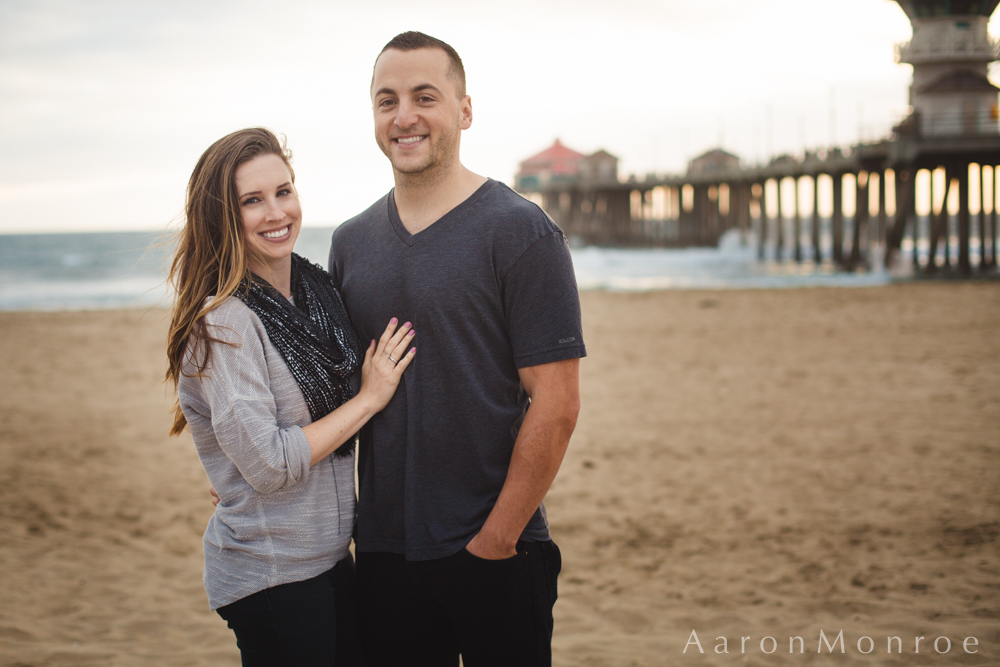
[0,227,890,312]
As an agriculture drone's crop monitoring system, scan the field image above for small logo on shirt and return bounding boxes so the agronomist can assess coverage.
[558,337,576,344]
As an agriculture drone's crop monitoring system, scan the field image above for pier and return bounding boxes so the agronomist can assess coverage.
[515,0,1000,275]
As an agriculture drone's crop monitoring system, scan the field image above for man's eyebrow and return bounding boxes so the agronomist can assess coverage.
[412,83,441,94]
[373,83,442,97]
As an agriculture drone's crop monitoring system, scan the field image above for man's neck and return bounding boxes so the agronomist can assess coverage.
[393,162,488,235]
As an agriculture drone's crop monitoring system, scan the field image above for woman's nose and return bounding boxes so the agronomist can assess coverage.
[264,199,285,222]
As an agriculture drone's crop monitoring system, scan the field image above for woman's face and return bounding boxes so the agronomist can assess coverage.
[235,153,301,275]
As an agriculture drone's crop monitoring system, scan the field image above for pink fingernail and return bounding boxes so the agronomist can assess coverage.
[403,321,411,328]
[390,317,397,324]
[410,347,416,353]
[407,330,415,336]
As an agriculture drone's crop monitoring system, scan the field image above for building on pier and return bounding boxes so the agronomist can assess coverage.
[514,140,619,191]
[579,150,620,185]
[514,139,584,191]
[894,0,999,137]
[515,0,1000,275]
[688,148,740,176]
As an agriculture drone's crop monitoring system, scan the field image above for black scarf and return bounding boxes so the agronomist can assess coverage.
[238,253,361,458]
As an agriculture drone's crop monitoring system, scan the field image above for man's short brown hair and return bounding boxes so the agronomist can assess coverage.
[375,31,466,98]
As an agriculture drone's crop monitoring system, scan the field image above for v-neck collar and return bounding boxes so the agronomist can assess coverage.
[387,179,497,247]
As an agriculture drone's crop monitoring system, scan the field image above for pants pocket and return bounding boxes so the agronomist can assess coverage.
[460,546,528,567]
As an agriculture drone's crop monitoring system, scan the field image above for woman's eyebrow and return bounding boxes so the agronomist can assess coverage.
[239,182,292,198]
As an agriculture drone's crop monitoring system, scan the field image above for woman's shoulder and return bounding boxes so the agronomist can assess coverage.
[202,295,262,338]
[203,293,246,317]
[179,295,265,380]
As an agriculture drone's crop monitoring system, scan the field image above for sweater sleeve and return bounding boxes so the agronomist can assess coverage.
[195,300,313,494]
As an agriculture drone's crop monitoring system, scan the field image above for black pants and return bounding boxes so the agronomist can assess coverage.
[217,554,363,666]
[356,540,561,667]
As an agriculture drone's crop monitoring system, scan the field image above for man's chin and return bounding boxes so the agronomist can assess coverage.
[390,158,434,175]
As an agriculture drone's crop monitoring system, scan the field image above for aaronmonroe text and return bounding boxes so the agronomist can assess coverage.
[683,629,980,655]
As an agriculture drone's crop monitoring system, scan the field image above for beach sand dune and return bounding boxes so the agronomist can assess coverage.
[1,283,998,666]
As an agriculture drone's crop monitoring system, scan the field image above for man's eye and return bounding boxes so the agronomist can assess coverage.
[379,99,395,107]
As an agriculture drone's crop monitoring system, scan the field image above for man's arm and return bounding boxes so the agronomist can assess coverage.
[465,357,581,559]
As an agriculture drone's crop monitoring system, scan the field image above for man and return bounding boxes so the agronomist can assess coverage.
[329,31,586,666]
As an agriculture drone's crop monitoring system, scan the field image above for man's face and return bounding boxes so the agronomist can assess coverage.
[371,47,472,177]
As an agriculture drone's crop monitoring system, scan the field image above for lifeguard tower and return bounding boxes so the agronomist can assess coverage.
[894,0,999,136]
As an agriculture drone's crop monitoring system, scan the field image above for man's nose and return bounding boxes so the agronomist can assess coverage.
[394,99,418,129]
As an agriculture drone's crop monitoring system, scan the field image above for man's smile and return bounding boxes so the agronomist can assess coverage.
[394,135,427,147]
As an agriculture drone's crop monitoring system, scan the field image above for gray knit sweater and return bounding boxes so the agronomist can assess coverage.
[178,296,355,610]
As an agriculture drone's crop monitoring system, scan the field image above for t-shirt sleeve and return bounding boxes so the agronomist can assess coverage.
[328,229,341,286]
[502,230,587,369]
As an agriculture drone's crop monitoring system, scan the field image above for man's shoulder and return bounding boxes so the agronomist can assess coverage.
[333,192,391,242]
[475,181,564,260]
[480,181,556,229]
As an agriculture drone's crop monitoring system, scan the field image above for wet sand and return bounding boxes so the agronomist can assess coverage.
[1,282,998,666]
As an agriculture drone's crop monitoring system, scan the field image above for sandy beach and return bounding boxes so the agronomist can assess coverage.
[1,282,998,666]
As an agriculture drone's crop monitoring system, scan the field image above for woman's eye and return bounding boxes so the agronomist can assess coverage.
[277,188,291,197]
[241,197,259,206]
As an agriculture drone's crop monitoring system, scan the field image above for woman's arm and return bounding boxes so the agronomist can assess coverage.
[195,304,414,498]
[301,318,415,465]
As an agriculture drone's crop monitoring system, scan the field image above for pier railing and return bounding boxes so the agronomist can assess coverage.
[895,109,1000,137]
[895,35,1000,63]
[518,135,1000,275]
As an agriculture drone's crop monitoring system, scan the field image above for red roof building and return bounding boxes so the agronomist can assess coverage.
[515,140,619,191]
[515,140,586,190]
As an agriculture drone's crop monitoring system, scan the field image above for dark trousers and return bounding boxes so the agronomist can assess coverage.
[356,540,561,667]
[217,554,363,667]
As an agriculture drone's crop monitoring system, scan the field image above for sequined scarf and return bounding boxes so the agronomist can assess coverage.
[238,253,361,457]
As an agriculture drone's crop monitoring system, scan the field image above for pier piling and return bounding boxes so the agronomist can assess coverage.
[878,171,887,248]
[832,174,844,266]
[979,166,989,270]
[849,172,866,270]
[991,168,998,268]
[812,176,821,263]
[959,166,971,274]
[758,183,768,261]
[793,177,803,263]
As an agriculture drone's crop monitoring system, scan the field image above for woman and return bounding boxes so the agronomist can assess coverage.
[166,127,413,665]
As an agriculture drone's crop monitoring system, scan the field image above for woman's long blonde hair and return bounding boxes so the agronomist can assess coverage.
[166,128,294,435]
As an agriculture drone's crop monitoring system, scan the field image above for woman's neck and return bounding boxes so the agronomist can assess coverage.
[250,256,293,298]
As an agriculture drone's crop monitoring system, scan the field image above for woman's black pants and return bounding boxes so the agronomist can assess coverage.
[216,553,363,666]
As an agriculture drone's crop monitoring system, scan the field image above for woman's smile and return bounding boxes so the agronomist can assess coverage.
[259,224,292,241]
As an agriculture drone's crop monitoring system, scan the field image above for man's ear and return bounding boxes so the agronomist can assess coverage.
[460,96,473,130]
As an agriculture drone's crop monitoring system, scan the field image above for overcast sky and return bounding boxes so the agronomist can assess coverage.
[1,0,993,233]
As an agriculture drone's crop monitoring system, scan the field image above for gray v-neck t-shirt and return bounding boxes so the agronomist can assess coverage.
[330,179,586,560]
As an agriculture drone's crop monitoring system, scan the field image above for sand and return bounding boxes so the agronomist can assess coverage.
[0,282,998,666]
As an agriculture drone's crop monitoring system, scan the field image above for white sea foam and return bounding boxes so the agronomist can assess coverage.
[571,229,890,291]
[0,228,892,312]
